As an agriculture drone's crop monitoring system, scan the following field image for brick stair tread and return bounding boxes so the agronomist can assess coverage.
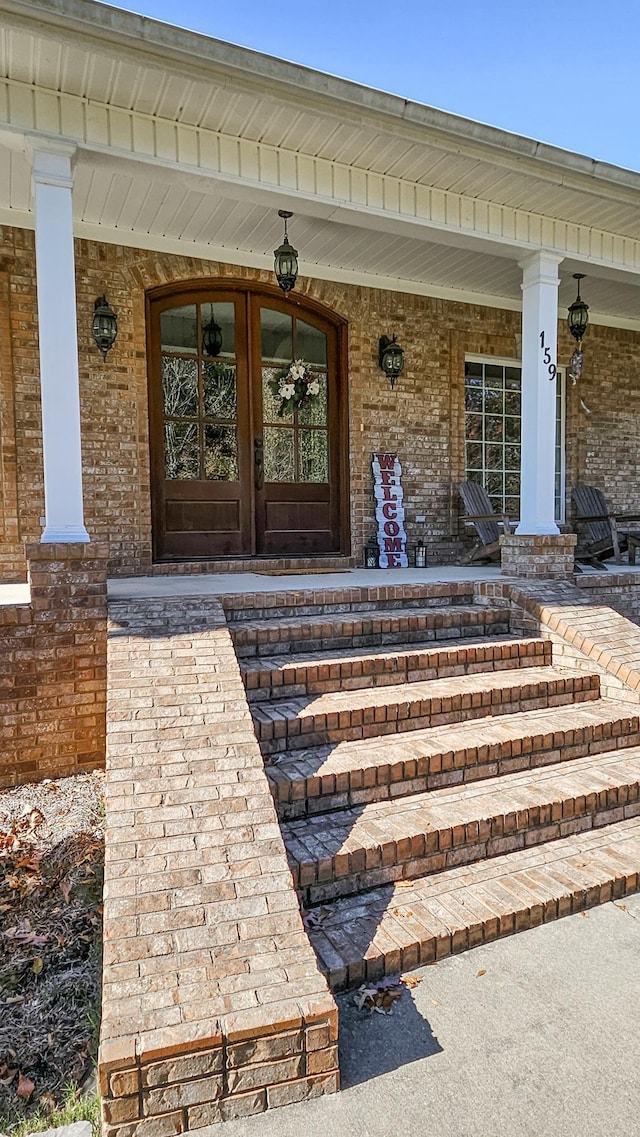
[283,746,640,879]
[268,698,640,806]
[232,604,506,641]
[241,636,548,699]
[252,665,596,723]
[307,814,640,989]
[240,633,529,675]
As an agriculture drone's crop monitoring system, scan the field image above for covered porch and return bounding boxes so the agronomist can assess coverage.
[1,0,640,582]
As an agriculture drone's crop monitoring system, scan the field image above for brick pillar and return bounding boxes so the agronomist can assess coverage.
[500,533,577,580]
[23,542,108,780]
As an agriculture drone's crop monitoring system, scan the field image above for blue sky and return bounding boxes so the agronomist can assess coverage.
[105,0,639,172]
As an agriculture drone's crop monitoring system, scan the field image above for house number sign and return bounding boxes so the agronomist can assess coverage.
[372,452,408,568]
[539,331,557,381]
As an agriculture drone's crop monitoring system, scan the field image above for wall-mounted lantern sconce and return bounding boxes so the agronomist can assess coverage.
[567,273,589,383]
[274,210,299,294]
[413,539,428,568]
[202,304,223,357]
[364,540,379,568]
[92,295,118,359]
[378,334,405,389]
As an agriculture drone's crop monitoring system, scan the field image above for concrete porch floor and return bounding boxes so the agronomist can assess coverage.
[106,564,505,600]
[3,560,640,606]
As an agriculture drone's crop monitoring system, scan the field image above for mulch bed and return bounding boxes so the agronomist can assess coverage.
[0,773,105,1129]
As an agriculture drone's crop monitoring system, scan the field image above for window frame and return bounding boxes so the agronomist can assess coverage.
[464,354,566,524]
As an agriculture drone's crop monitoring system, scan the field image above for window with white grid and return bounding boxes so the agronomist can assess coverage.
[464,358,565,523]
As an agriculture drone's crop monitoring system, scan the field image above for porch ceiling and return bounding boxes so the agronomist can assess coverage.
[3,138,640,325]
[2,138,639,326]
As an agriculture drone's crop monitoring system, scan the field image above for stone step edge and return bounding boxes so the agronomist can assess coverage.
[230,603,504,639]
[222,583,475,620]
[307,816,640,991]
[243,637,550,701]
[256,670,601,753]
[268,705,640,818]
[285,750,640,904]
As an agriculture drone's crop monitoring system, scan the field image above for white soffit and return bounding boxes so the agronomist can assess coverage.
[0,140,638,327]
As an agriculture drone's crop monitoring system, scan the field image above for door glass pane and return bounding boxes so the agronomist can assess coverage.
[160,305,198,354]
[262,366,288,423]
[264,427,295,482]
[162,357,198,418]
[204,424,238,480]
[296,320,327,366]
[199,301,236,359]
[261,308,293,363]
[164,422,199,479]
[298,372,327,426]
[298,430,328,482]
[203,362,237,419]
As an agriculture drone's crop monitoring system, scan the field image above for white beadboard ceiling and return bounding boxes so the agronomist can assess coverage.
[1,141,637,322]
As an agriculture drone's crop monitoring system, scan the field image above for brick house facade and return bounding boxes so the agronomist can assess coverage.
[1,225,639,580]
[0,1,639,583]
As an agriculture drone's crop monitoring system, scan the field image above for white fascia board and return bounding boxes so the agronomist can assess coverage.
[3,203,639,332]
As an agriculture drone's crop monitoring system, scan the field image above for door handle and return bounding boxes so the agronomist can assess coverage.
[254,436,264,490]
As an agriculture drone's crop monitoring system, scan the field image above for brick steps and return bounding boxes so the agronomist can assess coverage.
[268,699,640,819]
[242,636,550,702]
[253,666,601,755]
[231,604,510,658]
[308,815,640,991]
[284,747,640,905]
[222,582,475,623]
[228,586,640,1045]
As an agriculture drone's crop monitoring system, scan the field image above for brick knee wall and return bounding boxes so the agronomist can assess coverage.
[476,578,640,706]
[99,597,338,1135]
[574,574,640,624]
[0,543,107,788]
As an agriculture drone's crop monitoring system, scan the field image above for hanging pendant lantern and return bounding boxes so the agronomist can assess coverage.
[567,273,589,344]
[202,304,223,357]
[92,295,118,359]
[274,210,299,294]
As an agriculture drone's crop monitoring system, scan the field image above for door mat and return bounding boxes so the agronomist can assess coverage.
[254,569,351,576]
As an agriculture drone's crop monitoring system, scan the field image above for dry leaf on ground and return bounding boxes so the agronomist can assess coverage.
[16,1074,34,1100]
[353,975,405,1015]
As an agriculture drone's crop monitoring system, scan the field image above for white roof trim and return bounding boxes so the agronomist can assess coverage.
[3,0,640,202]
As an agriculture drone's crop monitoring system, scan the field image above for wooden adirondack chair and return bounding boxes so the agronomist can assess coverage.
[572,484,640,566]
[457,480,514,564]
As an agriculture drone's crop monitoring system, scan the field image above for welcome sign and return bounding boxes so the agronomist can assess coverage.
[372,452,408,568]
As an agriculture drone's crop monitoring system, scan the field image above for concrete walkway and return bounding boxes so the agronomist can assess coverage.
[209,897,640,1137]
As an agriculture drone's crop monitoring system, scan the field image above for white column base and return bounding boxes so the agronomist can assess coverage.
[41,525,90,543]
[515,522,560,536]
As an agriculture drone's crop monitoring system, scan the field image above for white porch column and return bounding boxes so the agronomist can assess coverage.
[516,251,563,536]
[32,143,89,543]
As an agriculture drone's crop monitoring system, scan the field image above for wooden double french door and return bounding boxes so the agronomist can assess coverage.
[148,283,347,561]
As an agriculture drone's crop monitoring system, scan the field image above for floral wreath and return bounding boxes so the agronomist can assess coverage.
[268,359,320,417]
